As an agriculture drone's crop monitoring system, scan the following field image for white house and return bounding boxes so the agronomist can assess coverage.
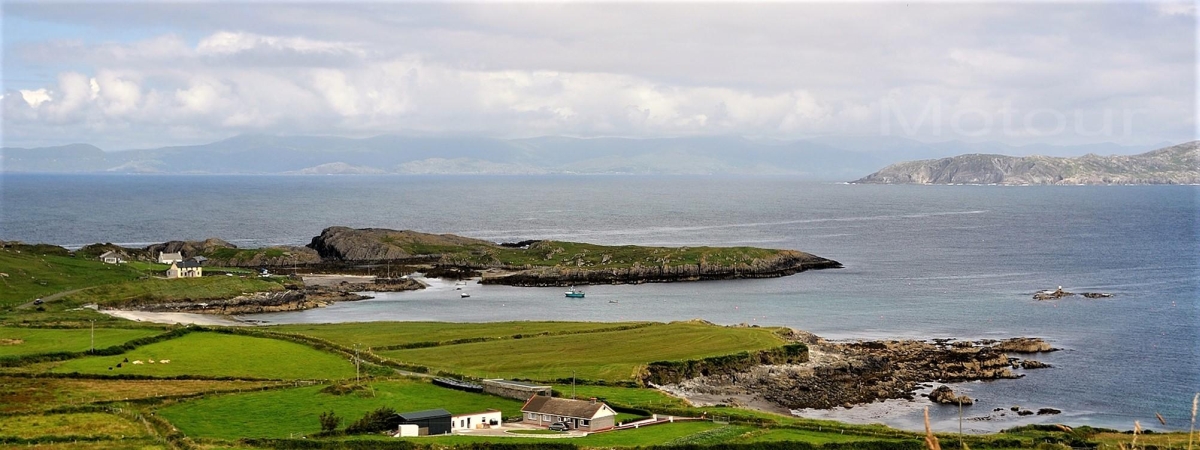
[520,396,616,431]
[158,252,184,264]
[451,410,503,431]
[98,251,124,264]
[166,260,203,278]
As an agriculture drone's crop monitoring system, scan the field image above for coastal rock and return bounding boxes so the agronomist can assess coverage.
[308,227,494,261]
[1081,292,1114,299]
[1037,408,1062,415]
[994,338,1057,353]
[929,386,974,405]
[144,238,235,259]
[1019,360,1051,369]
[1034,287,1074,300]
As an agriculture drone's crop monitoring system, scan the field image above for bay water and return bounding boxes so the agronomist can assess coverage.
[2,174,1196,432]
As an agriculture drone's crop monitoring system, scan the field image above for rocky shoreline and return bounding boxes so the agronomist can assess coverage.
[659,332,1056,412]
[117,275,425,315]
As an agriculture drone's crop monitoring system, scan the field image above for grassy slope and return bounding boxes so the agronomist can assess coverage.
[269,321,650,349]
[51,332,356,380]
[0,249,145,308]
[159,380,525,440]
[0,326,162,356]
[59,276,289,307]
[399,239,792,269]
[0,376,281,413]
[0,411,147,439]
[377,322,785,381]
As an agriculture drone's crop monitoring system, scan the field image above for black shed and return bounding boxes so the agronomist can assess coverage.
[395,408,452,435]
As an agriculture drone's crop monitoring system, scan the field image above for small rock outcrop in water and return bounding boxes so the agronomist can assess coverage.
[993,337,1057,353]
[929,386,974,405]
[1034,287,1074,300]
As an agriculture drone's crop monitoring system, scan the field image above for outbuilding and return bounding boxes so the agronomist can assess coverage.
[451,409,503,431]
[395,408,452,436]
[483,379,552,400]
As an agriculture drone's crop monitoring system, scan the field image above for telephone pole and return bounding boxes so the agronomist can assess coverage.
[89,320,95,353]
[354,343,361,384]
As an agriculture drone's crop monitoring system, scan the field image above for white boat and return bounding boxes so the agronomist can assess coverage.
[565,287,585,298]
[460,292,471,298]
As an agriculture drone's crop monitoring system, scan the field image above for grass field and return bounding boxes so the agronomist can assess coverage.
[0,326,162,357]
[0,249,145,308]
[377,321,785,381]
[392,238,793,269]
[51,332,356,379]
[740,427,904,444]
[0,412,147,439]
[0,376,283,413]
[158,379,525,440]
[59,276,289,308]
[270,321,651,349]
[569,385,691,410]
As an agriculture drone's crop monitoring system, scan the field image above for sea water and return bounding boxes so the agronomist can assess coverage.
[2,174,1196,432]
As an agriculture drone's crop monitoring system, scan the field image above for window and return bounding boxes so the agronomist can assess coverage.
[526,413,535,420]
[582,420,590,426]
[543,414,551,421]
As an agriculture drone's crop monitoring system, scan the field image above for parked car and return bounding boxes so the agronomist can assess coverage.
[548,422,569,432]
[33,299,43,305]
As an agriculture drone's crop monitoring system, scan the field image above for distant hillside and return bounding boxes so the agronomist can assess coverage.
[852,141,1199,185]
[0,134,1163,179]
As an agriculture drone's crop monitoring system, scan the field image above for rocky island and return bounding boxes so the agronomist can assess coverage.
[852,140,1198,185]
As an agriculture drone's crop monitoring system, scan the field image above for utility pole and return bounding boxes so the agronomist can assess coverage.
[89,320,95,353]
[572,370,576,400]
[354,343,361,384]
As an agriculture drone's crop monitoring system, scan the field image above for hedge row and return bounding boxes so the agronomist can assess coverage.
[240,439,579,450]
[640,344,808,386]
[374,323,657,351]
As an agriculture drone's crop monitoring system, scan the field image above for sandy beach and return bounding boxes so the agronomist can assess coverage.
[99,309,249,327]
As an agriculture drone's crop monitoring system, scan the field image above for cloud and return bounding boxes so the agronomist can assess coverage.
[1,3,1194,148]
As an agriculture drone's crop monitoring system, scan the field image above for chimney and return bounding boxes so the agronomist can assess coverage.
[590,397,597,404]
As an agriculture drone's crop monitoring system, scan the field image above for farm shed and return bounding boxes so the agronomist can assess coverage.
[483,379,551,400]
[520,395,616,431]
[395,408,452,436]
[451,409,503,431]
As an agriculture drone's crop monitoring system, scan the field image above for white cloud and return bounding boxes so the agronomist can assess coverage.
[19,89,51,108]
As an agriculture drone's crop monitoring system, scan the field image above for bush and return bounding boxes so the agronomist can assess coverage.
[319,410,341,433]
[345,407,397,434]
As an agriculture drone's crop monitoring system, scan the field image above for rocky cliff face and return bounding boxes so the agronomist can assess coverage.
[307,226,496,261]
[144,238,235,259]
[853,141,1199,185]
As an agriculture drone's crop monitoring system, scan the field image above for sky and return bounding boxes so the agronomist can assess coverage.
[1,1,1196,150]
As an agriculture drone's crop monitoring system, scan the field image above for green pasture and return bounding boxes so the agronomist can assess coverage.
[270,321,650,349]
[377,321,785,381]
[394,239,791,269]
[158,379,525,440]
[51,332,356,379]
[0,326,162,357]
[0,249,144,308]
[59,276,288,308]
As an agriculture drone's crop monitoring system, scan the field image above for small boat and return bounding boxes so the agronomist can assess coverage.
[608,300,619,304]
[564,287,585,298]
[460,292,471,298]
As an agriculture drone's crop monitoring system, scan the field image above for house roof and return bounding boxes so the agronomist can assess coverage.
[521,396,608,419]
[99,251,118,258]
[159,252,183,259]
[177,260,203,268]
[396,409,452,421]
[451,409,500,418]
[189,256,208,262]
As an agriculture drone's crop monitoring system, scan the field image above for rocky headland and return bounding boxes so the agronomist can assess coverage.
[659,334,1056,412]
[306,226,842,286]
[852,140,1198,185]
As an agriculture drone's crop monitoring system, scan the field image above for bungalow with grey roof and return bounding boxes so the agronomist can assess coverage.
[520,395,616,431]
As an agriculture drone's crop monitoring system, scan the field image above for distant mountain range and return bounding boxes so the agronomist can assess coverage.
[853,141,1199,185]
[0,134,1170,180]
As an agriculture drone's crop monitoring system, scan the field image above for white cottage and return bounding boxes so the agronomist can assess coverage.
[451,410,503,431]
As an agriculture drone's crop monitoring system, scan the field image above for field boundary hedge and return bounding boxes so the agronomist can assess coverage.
[373,323,658,351]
